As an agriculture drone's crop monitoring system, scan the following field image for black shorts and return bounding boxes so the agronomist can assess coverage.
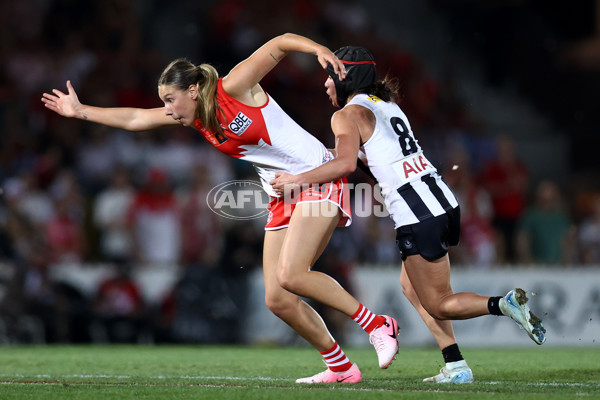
[395,206,461,261]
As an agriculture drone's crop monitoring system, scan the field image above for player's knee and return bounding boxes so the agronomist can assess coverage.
[276,265,302,293]
[422,302,447,320]
[438,299,460,320]
[276,267,290,290]
[264,293,294,317]
[426,309,443,320]
[429,302,456,320]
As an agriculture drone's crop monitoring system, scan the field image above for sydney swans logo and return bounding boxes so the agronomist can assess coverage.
[206,180,270,220]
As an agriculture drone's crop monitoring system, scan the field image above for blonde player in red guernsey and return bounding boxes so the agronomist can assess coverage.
[42,33,399,383]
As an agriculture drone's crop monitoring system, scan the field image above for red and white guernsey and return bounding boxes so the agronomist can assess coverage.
[194,79,333,197]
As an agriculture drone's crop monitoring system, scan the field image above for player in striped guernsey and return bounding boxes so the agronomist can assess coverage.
[271,45,547,384]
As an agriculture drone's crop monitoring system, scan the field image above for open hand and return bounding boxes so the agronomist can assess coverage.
[41,80,82,118]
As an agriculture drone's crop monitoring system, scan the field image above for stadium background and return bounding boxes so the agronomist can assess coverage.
[0,0,598,347]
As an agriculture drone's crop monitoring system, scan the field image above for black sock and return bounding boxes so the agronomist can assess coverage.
[488,296,503,316]
[442,343,463,363]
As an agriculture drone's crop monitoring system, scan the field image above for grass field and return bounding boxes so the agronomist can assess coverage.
[0,345,598,399]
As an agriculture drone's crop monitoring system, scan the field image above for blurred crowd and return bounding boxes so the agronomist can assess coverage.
[0,0,599,344]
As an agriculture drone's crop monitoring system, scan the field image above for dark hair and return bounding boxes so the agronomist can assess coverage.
[158,58,223,134]
[360,74,399,103]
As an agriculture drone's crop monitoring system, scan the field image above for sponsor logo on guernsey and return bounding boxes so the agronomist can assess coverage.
[368,95,382,103]
[391,153,436,184]
[228,112,253,136]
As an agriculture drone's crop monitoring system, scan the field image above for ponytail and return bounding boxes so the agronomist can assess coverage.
[364,75,399,103]
[195,64,223,135]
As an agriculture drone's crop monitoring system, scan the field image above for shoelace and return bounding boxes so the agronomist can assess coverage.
[439,367,450,378]
[426,367,450,382]
[369,330,386,352]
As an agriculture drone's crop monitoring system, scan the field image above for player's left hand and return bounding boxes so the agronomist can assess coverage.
[270,172,302,196]
[316,47,346,81]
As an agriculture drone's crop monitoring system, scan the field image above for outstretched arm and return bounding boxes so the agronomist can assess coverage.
[41,80,178,131]
[222,33,346,100]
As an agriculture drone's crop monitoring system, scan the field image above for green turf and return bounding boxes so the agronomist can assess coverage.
[0,345,598,399]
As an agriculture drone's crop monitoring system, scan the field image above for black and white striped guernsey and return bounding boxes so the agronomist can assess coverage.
[349,94,459,229]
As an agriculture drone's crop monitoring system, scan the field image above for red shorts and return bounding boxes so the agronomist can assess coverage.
[265,178,352,230]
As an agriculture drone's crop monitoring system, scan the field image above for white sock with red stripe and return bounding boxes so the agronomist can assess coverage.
[351,304,385,334]
[320,342,353,373]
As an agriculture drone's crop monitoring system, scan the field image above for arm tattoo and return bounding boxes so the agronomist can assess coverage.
[269,53,280,63]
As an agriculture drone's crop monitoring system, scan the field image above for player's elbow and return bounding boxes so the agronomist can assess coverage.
[340,159,357,177]
[274,33,295,55]
[279,32,294,41]
[125,123,147,132]
[126,119,165,132]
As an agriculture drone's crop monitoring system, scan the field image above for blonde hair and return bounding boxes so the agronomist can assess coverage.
[158,58,224,135]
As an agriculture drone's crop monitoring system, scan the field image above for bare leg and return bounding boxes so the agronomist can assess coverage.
[402,254,490,320]
[263,229,335,351]
[276,201,360,316]
[400,265,456,349]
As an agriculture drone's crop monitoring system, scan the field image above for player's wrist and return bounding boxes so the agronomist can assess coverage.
[76,104,89,120]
